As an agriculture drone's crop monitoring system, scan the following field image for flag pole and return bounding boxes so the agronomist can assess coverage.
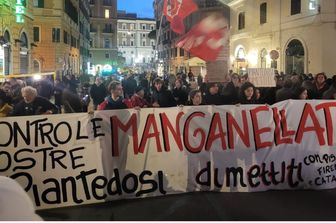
[155,5,165,66]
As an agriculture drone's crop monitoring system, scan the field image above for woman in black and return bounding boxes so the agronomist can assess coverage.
[238,82,259,105]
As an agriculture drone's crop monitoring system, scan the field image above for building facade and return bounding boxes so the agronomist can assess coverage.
[89,0,118,76]
[117,11,156,70]
[79,0,91,75]
[32,0,83,76]
[0,0,34,75]
[0,0,90,77]
[229,0,336,76]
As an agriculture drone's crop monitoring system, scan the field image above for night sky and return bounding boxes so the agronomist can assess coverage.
[118,0,154,18]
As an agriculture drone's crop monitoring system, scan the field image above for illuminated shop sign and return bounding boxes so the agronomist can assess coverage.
[16,0,25,23]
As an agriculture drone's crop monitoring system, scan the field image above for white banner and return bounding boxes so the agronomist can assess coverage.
[248,68,276,87]
[1,100,336,210]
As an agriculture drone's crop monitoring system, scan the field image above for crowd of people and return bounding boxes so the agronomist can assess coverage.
[0,70,335,117]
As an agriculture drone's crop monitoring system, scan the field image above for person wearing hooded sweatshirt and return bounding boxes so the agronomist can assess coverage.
[151,78,176,108]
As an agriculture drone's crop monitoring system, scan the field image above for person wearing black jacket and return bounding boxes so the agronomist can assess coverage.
[152,78,176,108]
[203,83,223,105]
[222,73,240,105]
[239,82,259,104]
[12,86,58,116]
[172,79,188,105]
[90,77,107,110]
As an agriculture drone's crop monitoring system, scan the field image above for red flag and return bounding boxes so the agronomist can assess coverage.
[163,0,198,34]
[176,14,229,61]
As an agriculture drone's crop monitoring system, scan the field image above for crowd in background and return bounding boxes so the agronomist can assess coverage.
[0,70,336,117]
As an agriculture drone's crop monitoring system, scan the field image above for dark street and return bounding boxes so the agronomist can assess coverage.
[38,189,336,221]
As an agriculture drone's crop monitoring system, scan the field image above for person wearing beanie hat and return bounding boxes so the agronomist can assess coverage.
[131,85,150,108]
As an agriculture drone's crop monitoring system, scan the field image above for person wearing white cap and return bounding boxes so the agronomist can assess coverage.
[0,176,42,221]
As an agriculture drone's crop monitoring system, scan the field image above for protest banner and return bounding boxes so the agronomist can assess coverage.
[1,100,336,210]
[248,68,276,87]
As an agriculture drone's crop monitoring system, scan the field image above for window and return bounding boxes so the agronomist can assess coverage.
[260,3,267,24]
[291,0,301,15]
[52,28,60,42]
[309,0,317,10]
[130,24,134,30]
[122,24,126,30]
[104,39,110,48]
[151,25,154,30]
[151,41,155,46]
[89,53,92,58]
[142,25,146,30]
[105,9,110,19]
[142,33,146,38]
[131,34,134,37]
[104,24,112,33]
[123,33,126,37]
[180,48,184,57]
[142,41,146,46]
[122,40,126,46]
[238,12,245,30]
[64,0,78,24]
[131,40,134,46]
[64,30,68,44]
[90,39,93,47]
[103,0,112,5]
[33,27,40,42]
[33,0,44,8]
[105,53,110,59]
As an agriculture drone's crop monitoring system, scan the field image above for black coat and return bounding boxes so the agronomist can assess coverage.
[152,88,177,108]
[90,84,107,105]
[12,96,58,116]
[203,93,223,105]
[172,87,188,105]
[276,87,293,102]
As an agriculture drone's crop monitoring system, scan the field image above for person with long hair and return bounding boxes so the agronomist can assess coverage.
[313,72,329,99]
[239,82,259,104]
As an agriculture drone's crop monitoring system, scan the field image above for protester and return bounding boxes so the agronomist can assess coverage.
[0,90,13,117]
[54,78,65,113]
[131,86,150,108]
[172,79,188,105]
[293,86,309,100]
[222,73,240,105]
[62,88,84,113]
[98,81,131,110]
[0,81,13,105]
[122,73,137,99]
[276,77,294,102]
[9,78,23,105]
[322,75,336,99]
[239,82,259,104]
[37,76,54,100]
[0,176,42,221]
[12,86,58,116]
[188,89,203,106]
[90,77,107,110]
[151,78,176,108]
[203,83,223,105]
[313,72,329,99]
